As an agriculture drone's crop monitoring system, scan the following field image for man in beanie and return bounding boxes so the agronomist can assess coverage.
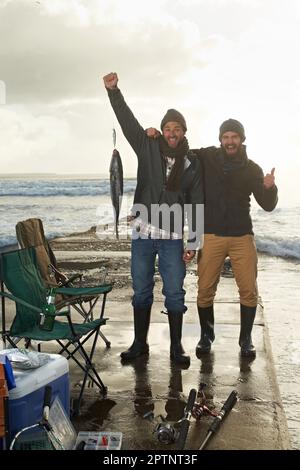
[103,72,203,367]
[147,118,278,358]
[218,118,246,143]
[193,118,277,359]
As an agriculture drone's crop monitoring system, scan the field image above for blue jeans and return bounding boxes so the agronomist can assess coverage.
[131,238,187,314]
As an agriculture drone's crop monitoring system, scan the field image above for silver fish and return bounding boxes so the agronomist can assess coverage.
[110,139,123,239]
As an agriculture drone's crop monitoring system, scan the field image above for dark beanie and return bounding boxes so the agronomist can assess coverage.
[160,109,187,132]
[219,118,246,142]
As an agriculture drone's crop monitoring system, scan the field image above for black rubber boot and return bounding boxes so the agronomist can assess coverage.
[239,304,256,358]
[168,312,190,367]
[196,305,215,356]
[120,307,151,361]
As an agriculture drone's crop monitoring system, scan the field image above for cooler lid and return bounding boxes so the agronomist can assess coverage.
[9,353,69,400]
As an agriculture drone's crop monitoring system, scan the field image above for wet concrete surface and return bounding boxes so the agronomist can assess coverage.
[257,255,300,449]
[66,297,290,450]
[1,295,290,450]
[1,239,292,450]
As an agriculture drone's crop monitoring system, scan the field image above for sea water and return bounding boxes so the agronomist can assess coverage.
[0,175,136,248]
[1,175,300,259]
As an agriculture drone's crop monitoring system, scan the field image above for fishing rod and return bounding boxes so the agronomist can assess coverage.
[112,127,116,148]
[199,390,238,450]
[175,388,197,450]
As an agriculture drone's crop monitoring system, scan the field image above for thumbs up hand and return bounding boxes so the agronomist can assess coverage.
[264,167,275,189]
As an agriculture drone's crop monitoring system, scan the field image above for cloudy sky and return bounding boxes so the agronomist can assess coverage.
[0,0,299,205]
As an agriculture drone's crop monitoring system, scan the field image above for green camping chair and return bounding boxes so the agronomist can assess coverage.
[0,246,112,414]
[15,217,111,347]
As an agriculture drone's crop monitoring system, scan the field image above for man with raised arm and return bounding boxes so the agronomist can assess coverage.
[103,72,203,367]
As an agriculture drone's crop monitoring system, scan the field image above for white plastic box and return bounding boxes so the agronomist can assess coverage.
[8,353,70,440]
[74,431,123,450]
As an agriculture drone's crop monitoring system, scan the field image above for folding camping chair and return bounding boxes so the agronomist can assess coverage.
[0,247,113,414]
[15,218,111,347]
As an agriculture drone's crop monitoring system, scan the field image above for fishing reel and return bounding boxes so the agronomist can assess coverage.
[192,383,218,421]
[153,415,179,445]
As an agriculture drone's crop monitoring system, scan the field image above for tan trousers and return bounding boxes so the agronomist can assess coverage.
[197,234,258,308]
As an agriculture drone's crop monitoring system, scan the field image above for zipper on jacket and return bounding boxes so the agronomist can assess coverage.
[158,155,167,204]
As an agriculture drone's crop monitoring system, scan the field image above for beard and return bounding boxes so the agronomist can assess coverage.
[222,143,243,159]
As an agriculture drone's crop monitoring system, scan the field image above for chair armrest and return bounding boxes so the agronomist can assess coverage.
[48,263,69,285]
[62,273,83,287]
[0,292,69,318]
[44,309,70,317]
[0,291,41,313]
[54,284,113,296]
[55,310,70,316]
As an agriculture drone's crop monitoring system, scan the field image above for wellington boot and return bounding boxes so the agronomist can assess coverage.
[239,304,256,358]
[168,312,190,368]
[121,307,151,361]
[196,305,215,357]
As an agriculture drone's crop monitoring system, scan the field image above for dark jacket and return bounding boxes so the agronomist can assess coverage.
[107,88,204,242]
[192,145,278,236]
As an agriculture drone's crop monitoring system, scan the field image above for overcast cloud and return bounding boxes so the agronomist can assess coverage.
[0,0,300,205]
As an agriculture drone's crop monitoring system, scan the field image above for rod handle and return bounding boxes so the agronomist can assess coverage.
[42,385,52,421]
[176,420,190,450]
[209,390,238,434]
[176,388,197,450]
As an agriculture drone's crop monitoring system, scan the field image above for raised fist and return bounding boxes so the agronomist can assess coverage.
[103,72,118,90]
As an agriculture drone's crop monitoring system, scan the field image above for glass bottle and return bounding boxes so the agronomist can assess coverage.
[39,288,56,331]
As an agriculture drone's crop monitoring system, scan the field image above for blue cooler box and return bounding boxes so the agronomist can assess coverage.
[8,353,70,440]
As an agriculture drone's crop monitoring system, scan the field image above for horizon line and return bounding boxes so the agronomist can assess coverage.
[1,172,137,178]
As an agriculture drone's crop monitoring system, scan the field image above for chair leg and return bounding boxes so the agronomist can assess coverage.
[58,335,105,388]
[71,293,111,348]
[74,338,107,415]
[98,330,111,348]
[58,325,107,415]
[98,292,111,347]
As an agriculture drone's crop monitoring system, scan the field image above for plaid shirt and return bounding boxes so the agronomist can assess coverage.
[131,156,182,240]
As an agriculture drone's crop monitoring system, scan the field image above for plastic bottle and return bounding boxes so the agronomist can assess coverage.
[39,288,56,331]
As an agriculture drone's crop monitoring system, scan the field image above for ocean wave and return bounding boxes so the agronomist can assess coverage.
[0,235,18,248]
[0,179,136,197]
[256,236,300,260]
[0,229,76,248]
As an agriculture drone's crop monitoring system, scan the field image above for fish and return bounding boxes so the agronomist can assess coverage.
[109,129,123,239]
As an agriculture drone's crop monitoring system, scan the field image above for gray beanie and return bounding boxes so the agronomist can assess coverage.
[219,119,246,142]
[160,109,187,132]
